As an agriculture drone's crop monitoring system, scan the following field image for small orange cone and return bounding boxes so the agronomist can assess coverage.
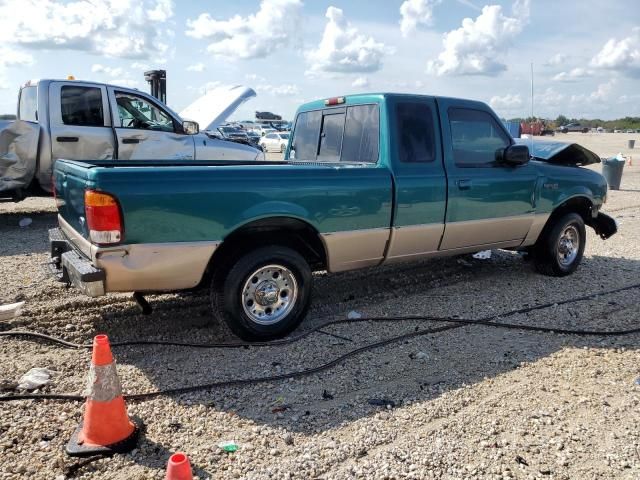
[66,334,141,457]
[165,452,193,480]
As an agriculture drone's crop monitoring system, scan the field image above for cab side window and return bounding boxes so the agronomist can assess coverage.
[449,108,510,167]
[396,102,435,163]
[61,86,104,127]
[115,92,175,132]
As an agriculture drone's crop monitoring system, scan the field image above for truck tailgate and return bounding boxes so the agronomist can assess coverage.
[53,159,95,241]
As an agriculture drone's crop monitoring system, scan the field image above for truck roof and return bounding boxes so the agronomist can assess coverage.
[22,78,143,91]
[296,92,488,113]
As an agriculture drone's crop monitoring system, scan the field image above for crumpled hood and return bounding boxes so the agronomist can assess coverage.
[515,138,600,166]
[0,120,40,193]
[179,85,256,132]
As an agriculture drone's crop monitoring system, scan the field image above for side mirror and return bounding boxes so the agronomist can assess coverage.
[502,144,530,165]
[182,120,199,135]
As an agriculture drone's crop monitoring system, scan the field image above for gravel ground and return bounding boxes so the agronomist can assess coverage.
[0,157,639,479]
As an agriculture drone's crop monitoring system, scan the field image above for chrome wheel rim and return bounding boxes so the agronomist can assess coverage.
[557,225,579,267]
[241,264,298,325]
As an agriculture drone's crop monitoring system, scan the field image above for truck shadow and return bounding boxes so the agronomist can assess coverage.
[91,251,639,435]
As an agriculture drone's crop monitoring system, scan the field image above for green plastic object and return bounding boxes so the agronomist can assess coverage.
[218,440,238,452]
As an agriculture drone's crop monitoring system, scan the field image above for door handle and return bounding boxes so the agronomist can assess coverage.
[457,179,472,190]
[122,138,140,144]
[56,136,78,143]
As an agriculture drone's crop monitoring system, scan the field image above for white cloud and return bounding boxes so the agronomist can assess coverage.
[552,68,591,82]
[306,6,390,75]
[352,76,370,88]
[400,0,441,37]
[131,62,151,71]
[571,79,617,105]
[590,27,640,77]
[427,0,529,76]
[91,64,124,77]
[245,74,267,83]
[490,93,523,110]
[0,0,174,60]
[0,47,33,69]
[256,83,300,96]
[186,0,302,60]
[187,63,205,72]
[109,78,142,89]
[147,0,173,22]
[545,53,569,67]
[537,87,565,107]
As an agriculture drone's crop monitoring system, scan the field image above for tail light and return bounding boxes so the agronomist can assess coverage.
[84,190,123,245]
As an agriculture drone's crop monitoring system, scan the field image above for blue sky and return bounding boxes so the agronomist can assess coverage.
[0,0,638,121]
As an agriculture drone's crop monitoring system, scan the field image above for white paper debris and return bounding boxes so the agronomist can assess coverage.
[0,301,25,321]
[18,217,32,228]
[472,250,492,260]
[347,311,362,319]
[18,367,55,390]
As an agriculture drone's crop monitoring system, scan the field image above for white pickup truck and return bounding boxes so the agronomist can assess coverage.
[0,79,263,198]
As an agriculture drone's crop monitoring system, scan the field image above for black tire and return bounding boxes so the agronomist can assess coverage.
[210,246,312,341]
[534,213,586,276]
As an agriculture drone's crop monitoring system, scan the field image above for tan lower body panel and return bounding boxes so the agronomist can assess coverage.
[440,214,534,250]
[520,213,551,247]
[385,223,444,264]
[320,228,390,273]
[94,242,219,292]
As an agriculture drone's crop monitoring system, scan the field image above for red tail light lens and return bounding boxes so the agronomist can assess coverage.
[84,190,123,245]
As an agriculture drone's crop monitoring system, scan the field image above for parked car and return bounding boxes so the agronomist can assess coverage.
[559,123,589,133]
[245,130,261,147]
[218,125,251,145]
[259,132,290,152]
[0,79,263,200]
[49,93,616,341]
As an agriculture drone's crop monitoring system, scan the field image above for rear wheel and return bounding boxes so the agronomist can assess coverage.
[210,246,312,341]
[534,213,586,276]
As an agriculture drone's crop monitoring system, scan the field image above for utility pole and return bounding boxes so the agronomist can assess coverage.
[530,62,534,121]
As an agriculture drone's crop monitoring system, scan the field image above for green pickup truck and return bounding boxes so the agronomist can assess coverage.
[49,93,617,340]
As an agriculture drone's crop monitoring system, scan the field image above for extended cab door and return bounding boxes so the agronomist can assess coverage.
[107,88,194,160]
[385,97,447,262]
[49,82,116,163]
[438,100,537,250]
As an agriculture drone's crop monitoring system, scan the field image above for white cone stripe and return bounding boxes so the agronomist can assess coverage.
[83,362,123,402]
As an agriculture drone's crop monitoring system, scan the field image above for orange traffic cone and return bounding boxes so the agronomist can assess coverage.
[166,452,193,480]
[66,334,141,456]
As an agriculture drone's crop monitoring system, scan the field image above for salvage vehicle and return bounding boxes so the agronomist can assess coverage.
[558,123,589,134]
[259,131,290,153]
[0,80,263,200]
[49,93,617,341]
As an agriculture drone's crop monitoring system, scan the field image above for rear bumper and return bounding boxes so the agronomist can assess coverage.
[49,228,106,297]
[52,218,221,295]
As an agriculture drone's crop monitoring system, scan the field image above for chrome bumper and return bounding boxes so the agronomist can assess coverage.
[49,228,105,297]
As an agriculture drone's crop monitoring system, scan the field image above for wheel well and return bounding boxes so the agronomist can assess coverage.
[542,197,594,238]
[200,217,327,287]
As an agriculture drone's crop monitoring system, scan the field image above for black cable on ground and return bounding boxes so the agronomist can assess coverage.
[1,282,639,403]
[2,282,639,350]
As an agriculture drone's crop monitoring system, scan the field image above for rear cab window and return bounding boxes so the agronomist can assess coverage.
[291,103,379,163]
[61,86,104,126]
[18,86,38,122]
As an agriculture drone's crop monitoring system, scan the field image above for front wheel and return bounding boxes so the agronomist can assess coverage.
[534,213,586,276]
[210,246,313,341]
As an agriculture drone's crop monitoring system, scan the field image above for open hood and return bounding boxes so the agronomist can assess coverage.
[515,138,600,166]
[179,85,256,132]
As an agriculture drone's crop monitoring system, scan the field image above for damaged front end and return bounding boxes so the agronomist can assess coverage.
[515,139,601,166]
[0,120,40,199]
[589,212,618,240]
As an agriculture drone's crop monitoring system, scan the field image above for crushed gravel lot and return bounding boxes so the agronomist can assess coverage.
[1,139,639,479]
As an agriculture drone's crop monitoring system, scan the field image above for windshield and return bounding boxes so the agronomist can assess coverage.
[279,133,290,139]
